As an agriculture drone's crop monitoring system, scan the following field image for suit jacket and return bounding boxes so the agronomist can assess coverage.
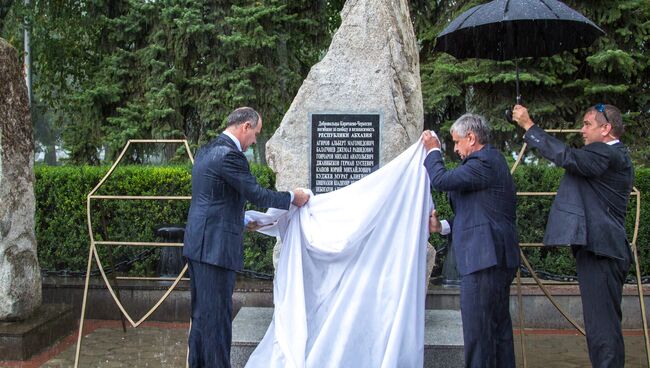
[425,145,520,276]
[183,133,291,271]
[524,124,634,260]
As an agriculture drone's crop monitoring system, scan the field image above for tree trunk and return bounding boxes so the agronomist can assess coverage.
[256,134,267,165]
[44,143,56,165]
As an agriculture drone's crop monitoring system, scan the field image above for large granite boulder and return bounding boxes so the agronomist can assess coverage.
[266,0,429,270]
[266,0,423,190]
[0,38,41,320]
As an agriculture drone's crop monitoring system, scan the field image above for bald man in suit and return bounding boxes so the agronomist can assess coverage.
[183,107,310,367]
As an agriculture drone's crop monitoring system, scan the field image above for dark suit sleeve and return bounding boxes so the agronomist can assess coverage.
[221,151,291,210]
[524,125,611,178]
[424,150,491,192]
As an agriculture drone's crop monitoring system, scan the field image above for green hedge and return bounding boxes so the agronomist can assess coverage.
[35,164,277,276]
[34,164,650,278]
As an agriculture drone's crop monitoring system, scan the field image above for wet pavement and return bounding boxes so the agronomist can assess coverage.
[0,319,647,367]
[513,329,647,367]
[0,320,188,368]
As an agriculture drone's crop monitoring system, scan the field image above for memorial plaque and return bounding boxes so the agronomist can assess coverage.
[311,113,380,194]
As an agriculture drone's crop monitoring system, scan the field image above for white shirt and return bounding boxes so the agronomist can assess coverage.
[223,130,243,151]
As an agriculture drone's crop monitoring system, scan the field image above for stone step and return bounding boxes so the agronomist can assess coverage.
[231,307,464,368]
[0,303,75,361]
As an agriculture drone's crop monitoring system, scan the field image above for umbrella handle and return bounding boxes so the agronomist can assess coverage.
[505,109,514,123]
[505,96,523,123]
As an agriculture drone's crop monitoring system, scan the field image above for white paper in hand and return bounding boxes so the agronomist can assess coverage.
[244,208,290,237]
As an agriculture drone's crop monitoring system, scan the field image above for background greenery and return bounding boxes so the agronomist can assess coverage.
[414,0,650,164]
[35,164,650,279]
[1,0,648,278]
[35,162,279,275]
[1,0,648,165]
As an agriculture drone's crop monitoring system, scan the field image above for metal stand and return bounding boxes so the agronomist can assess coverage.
[74,140,194,367]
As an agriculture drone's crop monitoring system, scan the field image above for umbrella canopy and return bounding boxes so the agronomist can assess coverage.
[434,0,605,61]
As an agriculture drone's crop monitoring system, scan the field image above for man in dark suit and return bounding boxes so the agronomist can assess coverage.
[183,107,310,367]
[512,104,634,368]
[422,113,520,368]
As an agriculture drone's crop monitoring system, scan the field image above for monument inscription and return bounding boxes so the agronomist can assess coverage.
[311,113,380,194]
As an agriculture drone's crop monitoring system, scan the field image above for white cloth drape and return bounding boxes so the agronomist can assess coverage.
[245,140,433,368]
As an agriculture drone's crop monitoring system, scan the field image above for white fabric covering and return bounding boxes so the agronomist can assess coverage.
[245,140,433,368]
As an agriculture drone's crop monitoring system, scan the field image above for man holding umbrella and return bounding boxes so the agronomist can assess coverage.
[512,104,634,367]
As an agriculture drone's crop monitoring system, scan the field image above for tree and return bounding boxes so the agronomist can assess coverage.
[217,0,337,163]
[14,0,646,166]
[0,0,340,164]
[0,0,15,31]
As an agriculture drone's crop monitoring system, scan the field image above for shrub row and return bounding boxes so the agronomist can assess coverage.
[34,164,650,278]
[35,164,277,276]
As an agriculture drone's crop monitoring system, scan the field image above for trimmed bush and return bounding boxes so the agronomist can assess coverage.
[34,164,650,278]
[35,163,277,276]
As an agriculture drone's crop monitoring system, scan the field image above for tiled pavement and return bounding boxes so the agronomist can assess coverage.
[0,320,647,367]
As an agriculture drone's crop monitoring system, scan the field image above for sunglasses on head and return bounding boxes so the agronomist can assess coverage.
[595,103,611,125]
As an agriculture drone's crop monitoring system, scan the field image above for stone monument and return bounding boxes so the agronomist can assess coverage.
[266,0,435,276]
[267,0,423,190]
[0,38,41,321]
[230,3,459,364]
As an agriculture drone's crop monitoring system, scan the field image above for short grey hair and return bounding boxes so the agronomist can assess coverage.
[226,107,260,128]
[450,113,490,145]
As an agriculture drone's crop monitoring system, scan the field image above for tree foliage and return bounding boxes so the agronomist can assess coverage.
[1,1,648,165]
[1,0,339,164]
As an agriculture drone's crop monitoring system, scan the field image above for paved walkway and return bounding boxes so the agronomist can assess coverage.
[514,329,647,367]
[0,320,188,368]
[0,320,647,367]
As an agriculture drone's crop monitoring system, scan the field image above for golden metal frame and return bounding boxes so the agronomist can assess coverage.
[511,132,649,367]
[74,139,194,368]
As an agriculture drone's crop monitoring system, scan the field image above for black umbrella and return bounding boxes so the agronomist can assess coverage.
[434,0,604,110]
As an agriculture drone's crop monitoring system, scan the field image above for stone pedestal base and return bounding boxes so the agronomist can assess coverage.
[0,304,75,361]
[231,307,464,367]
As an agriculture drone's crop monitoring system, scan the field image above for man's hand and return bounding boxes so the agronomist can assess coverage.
[429,210,442,233]
[245,220,262,232]
[420,130,441,152]
[512,105,534,131]
[292,188,310,207]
